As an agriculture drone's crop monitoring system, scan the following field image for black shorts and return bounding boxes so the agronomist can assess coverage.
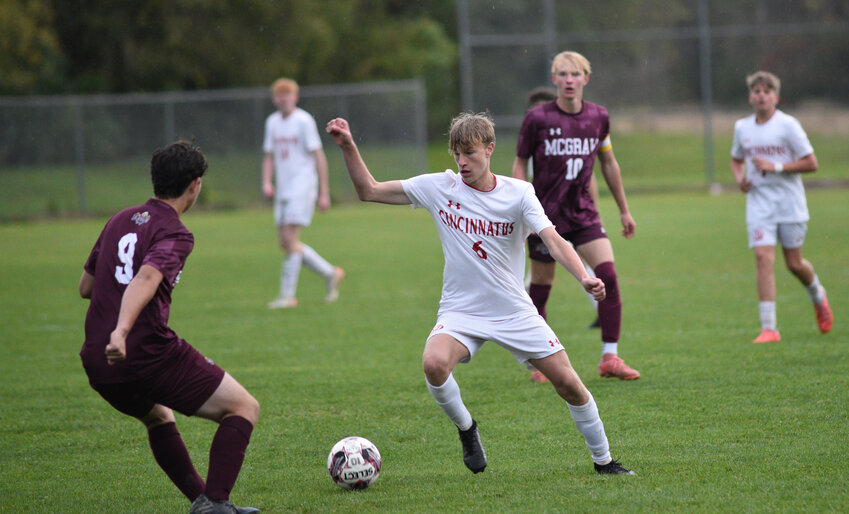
[528,223,607,263]
[88,341,225,418]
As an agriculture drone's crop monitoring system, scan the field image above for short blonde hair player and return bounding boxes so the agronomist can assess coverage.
[730,71,832,342]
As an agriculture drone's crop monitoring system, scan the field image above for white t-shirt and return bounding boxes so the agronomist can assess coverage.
[401,170,554,318]
[731,109,814,223]
[263,107,323,200]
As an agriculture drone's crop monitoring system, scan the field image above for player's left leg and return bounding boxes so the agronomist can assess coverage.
[577,238,639,380]
[530,351,634,475]
[782,243,832,334]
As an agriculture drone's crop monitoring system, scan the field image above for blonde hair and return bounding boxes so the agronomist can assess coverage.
[551,51,591,75]
[271,78,299,95]
[746,71,781,95]
[448,112,495,153]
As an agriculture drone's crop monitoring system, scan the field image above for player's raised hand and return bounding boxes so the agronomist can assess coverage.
[106,329,128,364]
[582,276,606,302]
[326,118,353,147]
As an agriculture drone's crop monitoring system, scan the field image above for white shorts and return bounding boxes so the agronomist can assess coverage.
[427,311,564,367]
[747,221,807,249]
[274,195,316,227]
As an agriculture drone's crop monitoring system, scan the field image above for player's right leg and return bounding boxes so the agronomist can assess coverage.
[753,244,780,343]
[269,223,303,308]
[422,333,486,473]
[530,351,634,475]
[139,404,207,502]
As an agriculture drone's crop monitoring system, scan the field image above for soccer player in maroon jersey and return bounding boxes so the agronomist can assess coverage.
[513,51,640,380]
[78,141,260,514]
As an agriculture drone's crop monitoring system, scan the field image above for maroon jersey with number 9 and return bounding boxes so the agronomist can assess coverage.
[80,198,194,384]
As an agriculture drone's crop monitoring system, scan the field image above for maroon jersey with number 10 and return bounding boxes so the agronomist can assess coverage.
[80,198,194,384]
[516,100,610,234]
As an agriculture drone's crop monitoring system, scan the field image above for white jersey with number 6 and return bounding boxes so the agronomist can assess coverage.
[401,170,554,318]
[731,109,814,224]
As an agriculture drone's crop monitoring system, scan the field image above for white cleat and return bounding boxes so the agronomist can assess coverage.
[325,267,345,303]
[268,296,298,309]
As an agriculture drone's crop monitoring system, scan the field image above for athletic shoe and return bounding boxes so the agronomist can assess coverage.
[814,292,833,334]
[594,459,636,475]
[530,369,549,383]
[752,328,781,344]
[587,316,600,329]
[458,419,487,473]
[267,296,298,309]
[325,267,345,303]
[189,493,260,514]
[598,353,640,380]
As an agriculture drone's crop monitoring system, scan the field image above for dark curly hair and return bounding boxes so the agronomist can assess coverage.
[151,140,208,199]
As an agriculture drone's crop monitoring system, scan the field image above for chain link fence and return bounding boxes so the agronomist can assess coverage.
[0,79,426,220]
[456,0,849,187]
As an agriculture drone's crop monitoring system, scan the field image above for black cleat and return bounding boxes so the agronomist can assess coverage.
[594,459,635,476]
[458,419,487,473]
[587,316,600,329]
[190,493,260,514]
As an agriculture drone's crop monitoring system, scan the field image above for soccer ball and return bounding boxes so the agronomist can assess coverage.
[327,436,382,490]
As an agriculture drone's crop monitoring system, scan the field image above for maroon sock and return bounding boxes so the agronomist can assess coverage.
[204,416,254,502]
[594,262,621,343]
[528,283,552,320]
[148,422,204,501]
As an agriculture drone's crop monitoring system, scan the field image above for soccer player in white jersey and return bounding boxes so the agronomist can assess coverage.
[326,113,634,475]
[262,78,344,309]
[730,71,833,343]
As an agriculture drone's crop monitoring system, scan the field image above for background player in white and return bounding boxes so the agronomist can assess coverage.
[730,71,833,343]
[262,78,344,309]
[326,113,635,475]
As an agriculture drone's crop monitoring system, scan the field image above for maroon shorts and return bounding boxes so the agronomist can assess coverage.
[88,341,225,418]
[528,223,607,263]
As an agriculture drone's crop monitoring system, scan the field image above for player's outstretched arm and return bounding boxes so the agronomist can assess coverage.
[598,149,635,239]
[325,118,410,205]
[106,264,163,364]
[538,226,606,301]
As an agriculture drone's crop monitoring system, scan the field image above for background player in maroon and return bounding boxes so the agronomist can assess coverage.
[512,51,639,380]
[78,141,260,514]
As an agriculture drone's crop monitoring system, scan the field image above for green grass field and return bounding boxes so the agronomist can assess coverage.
[1,188,847,512]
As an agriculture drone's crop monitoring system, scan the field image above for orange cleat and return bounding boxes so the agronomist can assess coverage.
[814,294,833,334]
[752,328,781,343]
[598,353,640,380]
[530,369,549,383]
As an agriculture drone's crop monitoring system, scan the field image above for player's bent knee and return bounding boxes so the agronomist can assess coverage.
[421,355,452,386]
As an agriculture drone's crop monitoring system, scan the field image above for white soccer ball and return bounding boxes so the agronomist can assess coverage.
[327,436,382,490]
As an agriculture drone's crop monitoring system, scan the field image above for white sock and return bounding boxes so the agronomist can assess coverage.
[280,252,302,299]
[759,301,777,331]
[567,393,611,465]
[602,342,617,356]
[426,373,473,431]
[805,275,825,304]
[302,244,335,278]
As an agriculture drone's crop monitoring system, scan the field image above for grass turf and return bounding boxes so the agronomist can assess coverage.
[1,187,847,512]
